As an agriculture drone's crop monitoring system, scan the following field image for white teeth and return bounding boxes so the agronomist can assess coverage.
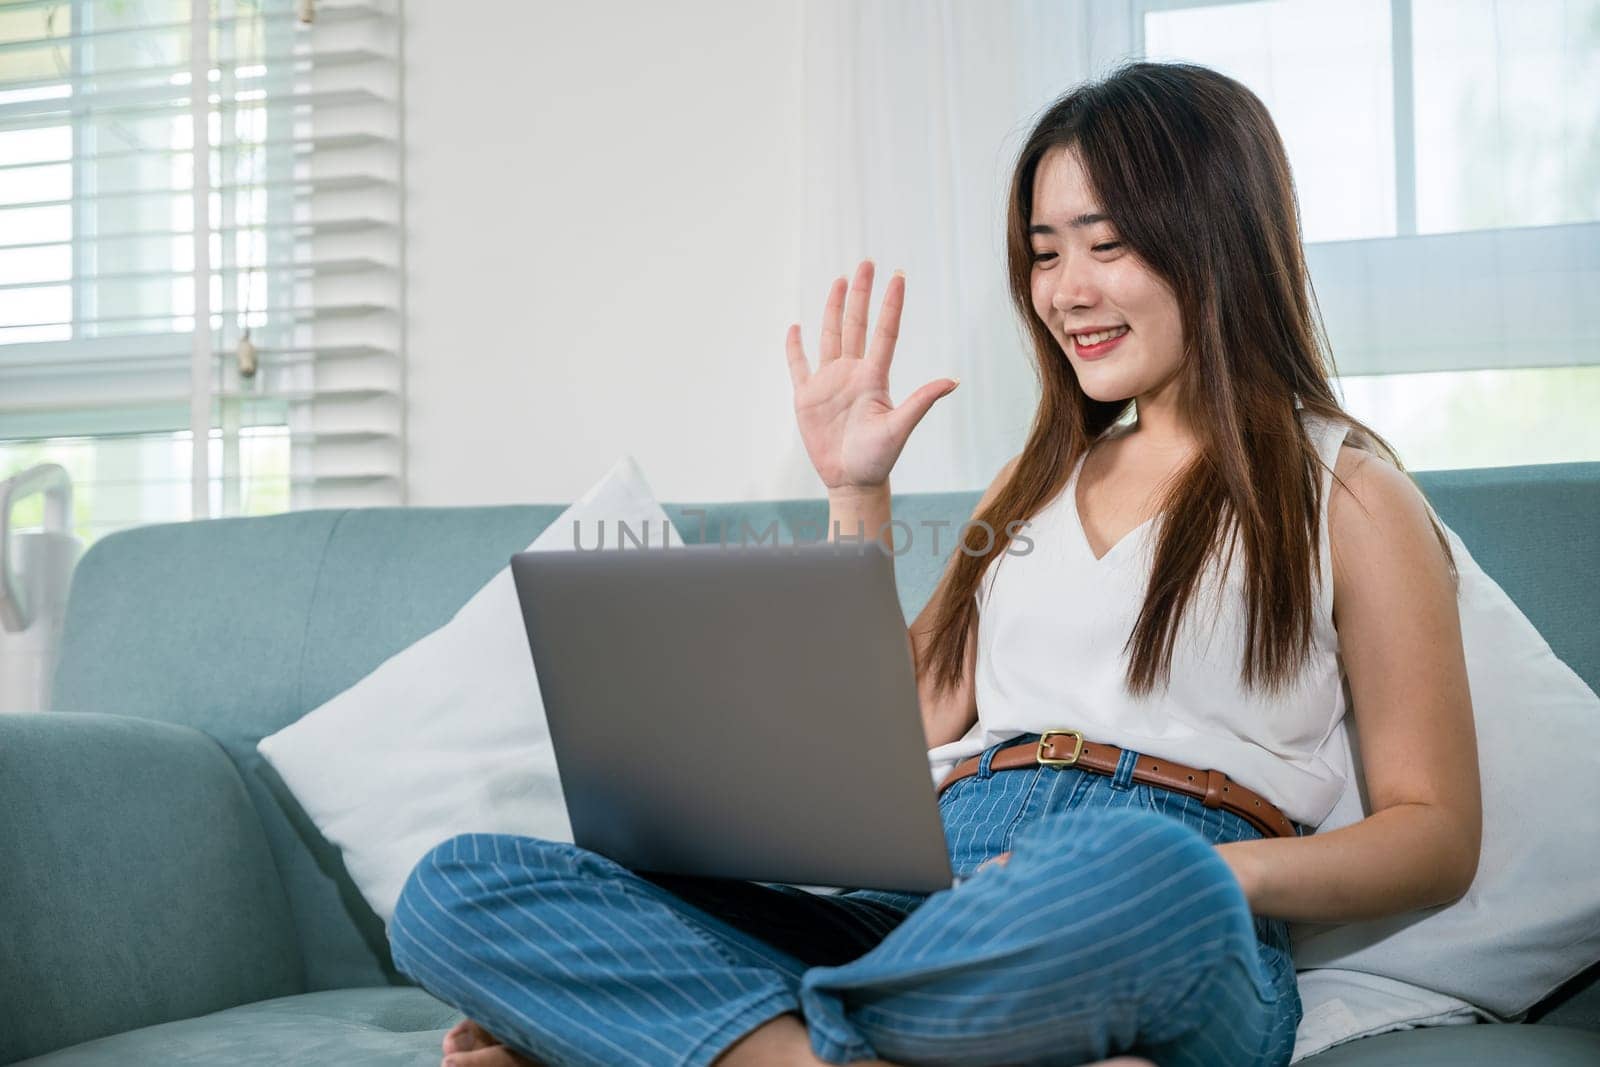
[1073,325,1129,347]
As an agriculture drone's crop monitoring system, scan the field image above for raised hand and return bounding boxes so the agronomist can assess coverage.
[785,259,959,491]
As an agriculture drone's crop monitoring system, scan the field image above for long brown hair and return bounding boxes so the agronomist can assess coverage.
[917,60,1457,702]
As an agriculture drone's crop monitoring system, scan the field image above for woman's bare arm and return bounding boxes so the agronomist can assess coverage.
[1215,446,1483,923]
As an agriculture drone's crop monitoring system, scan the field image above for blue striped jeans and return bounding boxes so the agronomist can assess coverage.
[388,731,1304,1066]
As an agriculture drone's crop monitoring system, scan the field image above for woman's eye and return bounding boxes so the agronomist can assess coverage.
[1032,242,1119,263]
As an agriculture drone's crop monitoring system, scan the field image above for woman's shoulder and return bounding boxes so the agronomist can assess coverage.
[1326,443,1450,594]
[1327,440,1412,512]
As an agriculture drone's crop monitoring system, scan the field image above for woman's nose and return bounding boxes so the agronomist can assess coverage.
[1051,262,1096,313]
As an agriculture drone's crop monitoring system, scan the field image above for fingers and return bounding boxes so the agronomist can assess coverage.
[784,323,809,389]
[840,259,875,361]
[886,376,960,444]
[811,258,900,374]
[865,269,905,374]
[818,276,847,366]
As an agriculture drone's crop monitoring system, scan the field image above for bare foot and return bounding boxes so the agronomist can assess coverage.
[441,1018,542,1067]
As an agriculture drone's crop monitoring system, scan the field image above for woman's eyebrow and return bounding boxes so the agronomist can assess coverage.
[1028,213,1110,236]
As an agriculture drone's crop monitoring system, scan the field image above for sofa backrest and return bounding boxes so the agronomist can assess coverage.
[49,463,1600,1002]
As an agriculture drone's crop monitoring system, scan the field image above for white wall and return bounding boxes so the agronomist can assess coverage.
[404,0,835,506]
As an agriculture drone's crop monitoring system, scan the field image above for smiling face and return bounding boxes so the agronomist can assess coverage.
[1028,144,1188,414]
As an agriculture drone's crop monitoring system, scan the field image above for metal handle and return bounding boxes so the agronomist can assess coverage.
[0,463,74,633]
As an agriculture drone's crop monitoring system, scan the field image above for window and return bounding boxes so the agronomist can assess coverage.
[1,427,289,539]
[1139,0,1600,469]
[0,0,403,548]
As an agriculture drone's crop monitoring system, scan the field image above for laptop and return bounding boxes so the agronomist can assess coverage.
[509,539,955,894]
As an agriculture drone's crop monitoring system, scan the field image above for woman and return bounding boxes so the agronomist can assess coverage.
[389,61,1481,1067]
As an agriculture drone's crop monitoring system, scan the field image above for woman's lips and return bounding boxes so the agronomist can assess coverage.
[1072,328,1128,361]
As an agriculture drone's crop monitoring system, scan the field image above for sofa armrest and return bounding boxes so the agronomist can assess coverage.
[0,712,302,1065]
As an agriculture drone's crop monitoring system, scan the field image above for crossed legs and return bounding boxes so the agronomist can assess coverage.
[390,808,1287,1066]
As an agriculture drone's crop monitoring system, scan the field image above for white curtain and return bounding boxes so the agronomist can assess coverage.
[779,0,1599,498]
[775,0,1140,499]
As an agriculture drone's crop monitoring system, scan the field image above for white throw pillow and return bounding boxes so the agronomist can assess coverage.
[257,455,683,923]
[1291,971,1481,1062]
[1287,512,1600,1060]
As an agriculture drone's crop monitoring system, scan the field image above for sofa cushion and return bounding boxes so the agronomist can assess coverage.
[1416,462,1600,696]
[1298,1022,1600,1065]
[1289,514,1600,1039]
[1291,969,1480,1062]
[49,509,401,992]
[0,712,301,1065]
[258,456,683,923]
[11,987,463,1067]
[1528,961,1600,1029]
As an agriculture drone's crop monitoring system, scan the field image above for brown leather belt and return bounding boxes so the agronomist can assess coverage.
[936,730,1299,839]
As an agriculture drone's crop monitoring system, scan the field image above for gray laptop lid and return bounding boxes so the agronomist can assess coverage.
[510,541,954,893]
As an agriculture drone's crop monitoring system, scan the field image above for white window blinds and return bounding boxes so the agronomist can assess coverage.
[0,0,405,543]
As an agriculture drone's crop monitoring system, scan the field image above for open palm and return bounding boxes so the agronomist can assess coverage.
[785,260,958,491]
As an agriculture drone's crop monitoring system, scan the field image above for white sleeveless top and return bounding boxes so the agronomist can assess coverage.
[926,404,1355,829]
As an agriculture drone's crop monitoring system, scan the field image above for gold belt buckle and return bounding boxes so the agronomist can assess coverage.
[1037,729,1084,768]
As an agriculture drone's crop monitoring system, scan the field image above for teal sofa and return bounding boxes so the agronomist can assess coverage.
[3,465,1599,1066]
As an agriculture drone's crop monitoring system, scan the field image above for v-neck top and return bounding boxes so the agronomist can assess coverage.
[925,403,1355,829]
[1067,434,1158,564]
